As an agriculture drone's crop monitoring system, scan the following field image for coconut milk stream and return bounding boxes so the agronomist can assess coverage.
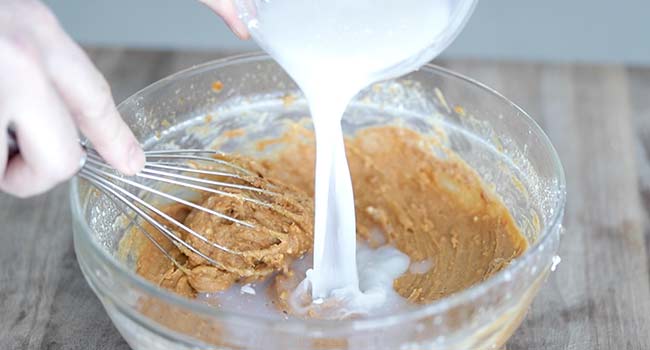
[246,0,452,313]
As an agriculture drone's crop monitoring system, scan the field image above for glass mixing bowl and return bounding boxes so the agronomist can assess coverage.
[71,53,565,350]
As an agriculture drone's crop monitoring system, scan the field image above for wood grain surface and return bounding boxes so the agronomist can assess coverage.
[0,48,649,349]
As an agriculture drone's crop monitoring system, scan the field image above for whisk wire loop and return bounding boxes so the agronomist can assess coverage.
[80,148,288,269]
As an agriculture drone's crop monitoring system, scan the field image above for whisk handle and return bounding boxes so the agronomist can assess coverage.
[5,127,87,169]
[6,127,18,161]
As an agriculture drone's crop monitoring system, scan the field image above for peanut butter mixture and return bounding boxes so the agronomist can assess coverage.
[129,125,527,315]
[132,155,313,297]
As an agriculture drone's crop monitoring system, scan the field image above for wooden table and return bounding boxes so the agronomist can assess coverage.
[1,48,649,349]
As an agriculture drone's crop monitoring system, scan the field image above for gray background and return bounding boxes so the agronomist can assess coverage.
[43,0,650,65]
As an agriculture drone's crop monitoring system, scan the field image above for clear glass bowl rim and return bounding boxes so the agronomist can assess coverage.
[70,52,566,333]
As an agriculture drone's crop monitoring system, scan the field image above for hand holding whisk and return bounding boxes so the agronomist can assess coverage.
[7,129,313,292]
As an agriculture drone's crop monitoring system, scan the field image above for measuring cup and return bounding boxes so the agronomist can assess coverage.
[234,0,478,83]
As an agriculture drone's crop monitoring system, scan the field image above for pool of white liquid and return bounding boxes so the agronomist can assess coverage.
[198,242,419,319]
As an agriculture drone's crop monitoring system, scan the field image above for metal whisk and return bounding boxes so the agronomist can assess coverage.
[6,130,293,271]
[82,147,283,266]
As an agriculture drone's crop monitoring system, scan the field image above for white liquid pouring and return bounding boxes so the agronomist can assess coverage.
[237,0,471,315]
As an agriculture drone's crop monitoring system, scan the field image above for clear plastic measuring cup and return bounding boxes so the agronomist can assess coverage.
[234,0,478,82]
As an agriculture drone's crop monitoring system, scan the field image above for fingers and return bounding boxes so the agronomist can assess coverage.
[0,0,143,197]
[0,41,83,197]
[199,0,250,39]
[27,10,144,176]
